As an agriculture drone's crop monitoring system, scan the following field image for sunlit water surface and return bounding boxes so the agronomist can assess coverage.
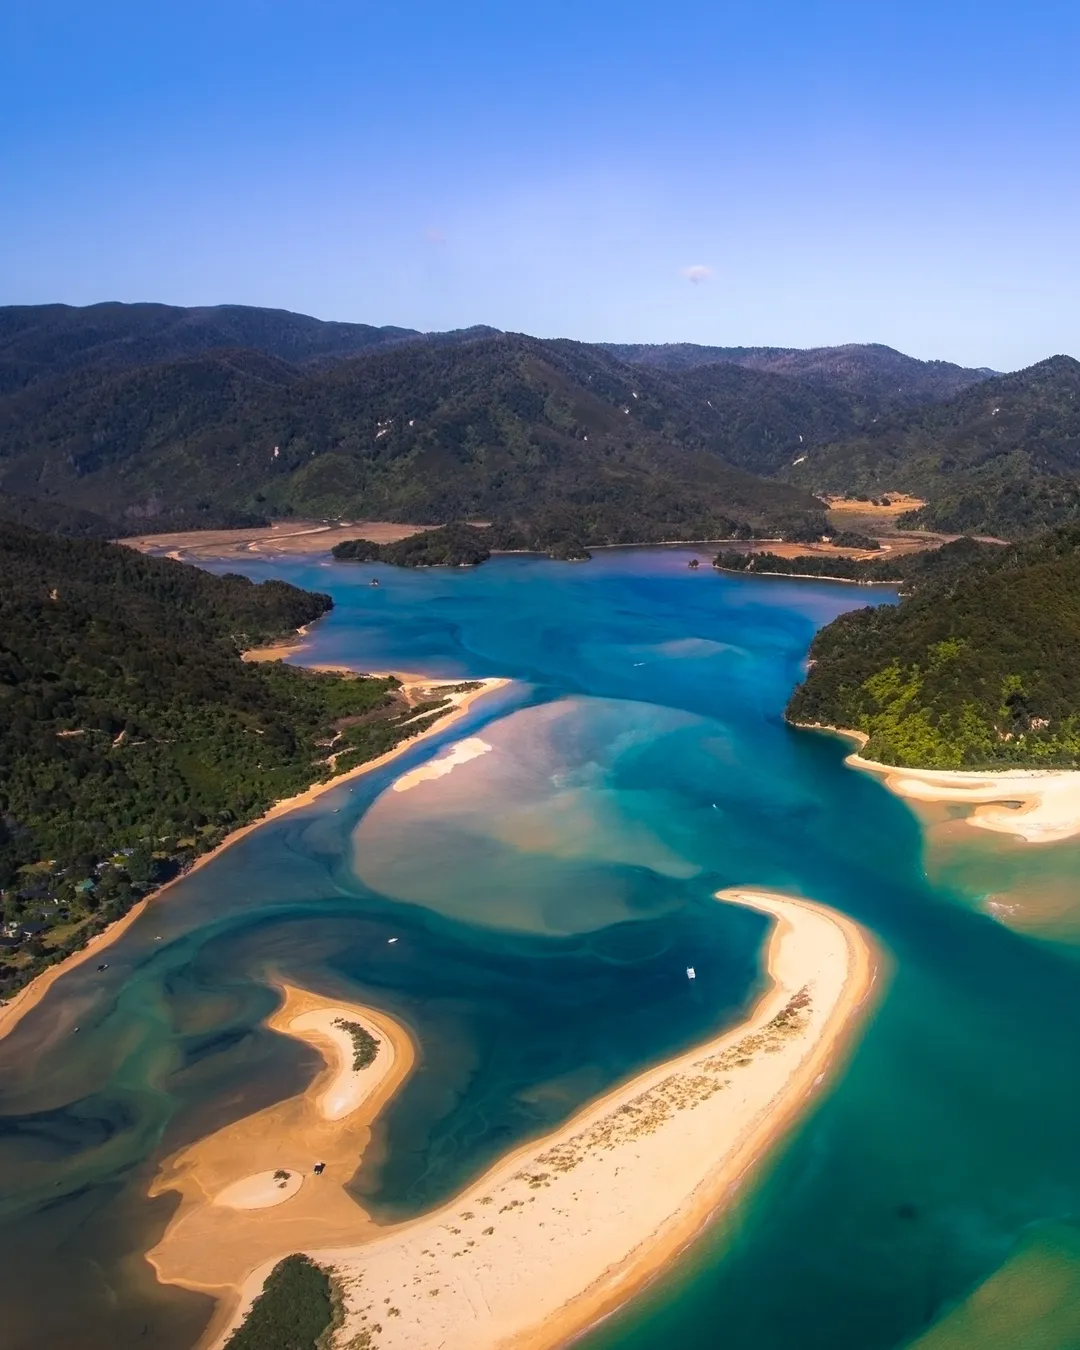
[2,549,1080,1350]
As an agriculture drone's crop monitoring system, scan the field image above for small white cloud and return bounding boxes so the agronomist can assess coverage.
[680,264,713,284]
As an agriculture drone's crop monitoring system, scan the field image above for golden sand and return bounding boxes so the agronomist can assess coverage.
[825,727,1080,846]
[123,520,432,562]
[0,677,508,1047]
[146,984,415,1346]
[184,889,877,1350]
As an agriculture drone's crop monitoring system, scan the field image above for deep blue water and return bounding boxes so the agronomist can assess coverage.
[2,548,1080,1349]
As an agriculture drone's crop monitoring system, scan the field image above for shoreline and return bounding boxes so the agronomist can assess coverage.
[146,982,417,1348]
[713,565,899,586]
[200,888,878,1350]
[802,723,1080,845]
[0,675,509,1046]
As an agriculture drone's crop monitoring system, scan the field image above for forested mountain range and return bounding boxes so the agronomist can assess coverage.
[3,300,1077,545]
[0,302,428,393]
[0,522,461,995]
[0,322,835,542]
[604,341,996,408]
[786,529,1080,767]
[789,355,1080,536]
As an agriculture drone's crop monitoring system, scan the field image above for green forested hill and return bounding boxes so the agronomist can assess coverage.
[603,341,995,408]
[0,331,829,542]
[789,356,1080,535]
[0,525,450,996]
[10,301,1080,545]
[786,529,1080,767]
[0,301,423,393]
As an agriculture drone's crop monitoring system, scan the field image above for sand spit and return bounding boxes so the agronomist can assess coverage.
[146,985,414,1334]
[206,889,877,1350]
[123,520,432,562]
[0,677,508,1047]
[391,736,493,792]
[819,727,1080,845]
[290,1007,395,1121]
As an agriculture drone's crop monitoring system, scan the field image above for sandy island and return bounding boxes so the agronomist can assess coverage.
[817,726,1080,845]
[0,676,508,1047]
[147,983,415,1327]
[180,889,876,1350]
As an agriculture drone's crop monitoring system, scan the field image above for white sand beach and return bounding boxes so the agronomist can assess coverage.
[391,736,493,792]
[206,888,877,1350]
[830,729,1080,845]
[289,1007,395,1120]
[0,676,508,1047]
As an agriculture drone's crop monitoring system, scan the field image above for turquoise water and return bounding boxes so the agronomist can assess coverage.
[2,548,1080,1349]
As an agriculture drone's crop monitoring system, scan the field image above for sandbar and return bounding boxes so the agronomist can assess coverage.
[290,1007,394,1120]
[391,736,493,792]
[0,676,508,1046]
[203,888,877,1350]
[123,520,432,563]
[146,984,415,1338]
[214,1170,305,1209]
[820,726,1080,845]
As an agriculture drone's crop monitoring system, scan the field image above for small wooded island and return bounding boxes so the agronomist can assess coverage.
[785,528,1080,769]
[332,521,591,566]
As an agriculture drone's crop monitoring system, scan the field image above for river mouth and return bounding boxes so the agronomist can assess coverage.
[3,549,1080,1350]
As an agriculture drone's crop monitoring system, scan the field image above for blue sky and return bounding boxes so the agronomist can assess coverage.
[2,0,1077,368]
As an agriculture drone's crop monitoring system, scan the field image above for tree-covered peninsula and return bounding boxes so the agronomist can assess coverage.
[333,521,592,567]
[786,529,1080,768]
[0,524,455,997]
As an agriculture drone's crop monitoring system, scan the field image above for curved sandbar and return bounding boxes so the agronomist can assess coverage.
[145,984,414,1334]
[817,725,1080,845]
[0,676,509,1047]
[214,889,877,1350]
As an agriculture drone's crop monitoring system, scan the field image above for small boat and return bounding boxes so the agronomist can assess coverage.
[387,937,399,945]
[686,966,696,980]
[370,578,380,587]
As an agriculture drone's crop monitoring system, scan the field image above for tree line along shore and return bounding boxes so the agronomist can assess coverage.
[0,521,490,1003]
[163,893,876,1350]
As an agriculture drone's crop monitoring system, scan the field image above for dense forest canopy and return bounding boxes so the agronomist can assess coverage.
[0,329,831,542]
[603,341,995,408]
[0,301,424,392]
[222,1255,334,1350]
[786,529,1080,768]
[5,301,1079,544]
[789,356,1080,536]
[0,524,456,996]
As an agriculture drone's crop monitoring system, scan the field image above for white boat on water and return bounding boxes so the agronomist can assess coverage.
[686,966,696,980]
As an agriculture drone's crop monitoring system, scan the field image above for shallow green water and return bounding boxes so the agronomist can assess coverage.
[2,548,1080,1349]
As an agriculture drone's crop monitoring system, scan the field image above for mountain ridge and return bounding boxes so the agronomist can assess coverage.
[2,300,1072,545]
[789,355,1080,535]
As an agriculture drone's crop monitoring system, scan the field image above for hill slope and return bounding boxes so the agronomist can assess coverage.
[786,529,1080,767]
[604,342,995,408]
[790,356,1080,535]
[0,302,424,393]
[0,332,828,542]
[0,525,455,994]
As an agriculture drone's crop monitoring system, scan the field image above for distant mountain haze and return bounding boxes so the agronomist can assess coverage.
[602,341,999,408]
[1,301,1072,544]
